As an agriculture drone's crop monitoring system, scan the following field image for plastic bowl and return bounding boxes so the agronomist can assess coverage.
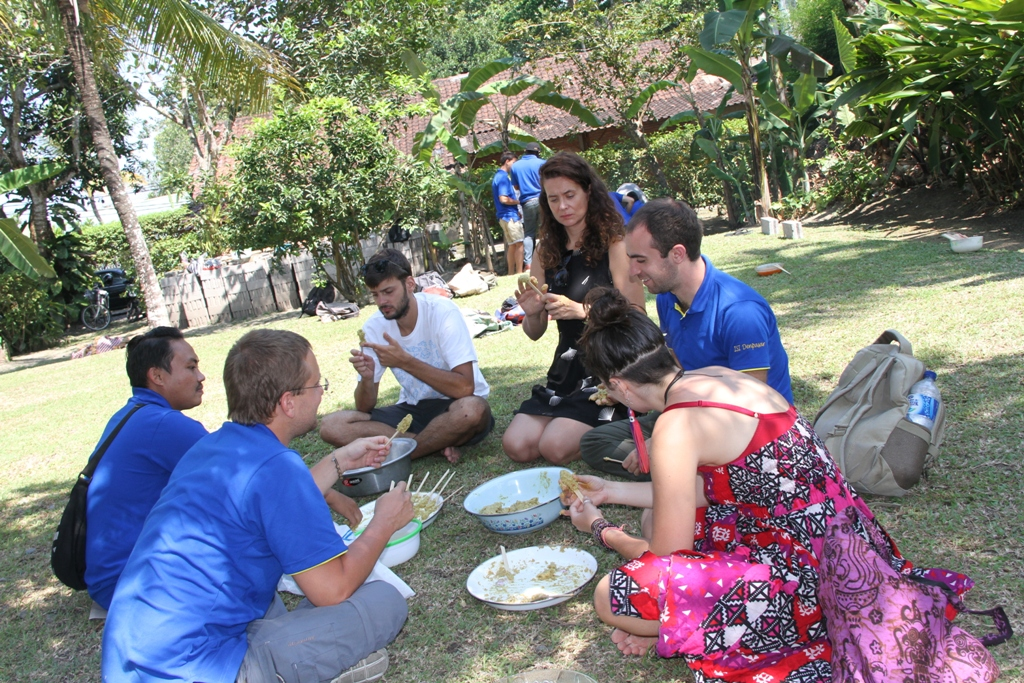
[335,437,416,497]
[463,467,568,535]
[755,262,785,276]
[354,517,421,567]
[950,235,983,253]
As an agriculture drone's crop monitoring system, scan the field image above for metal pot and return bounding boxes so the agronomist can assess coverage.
[334,437,415,497]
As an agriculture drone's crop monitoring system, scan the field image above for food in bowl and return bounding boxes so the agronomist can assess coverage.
[479,497,540,515]
[463,467,568,534]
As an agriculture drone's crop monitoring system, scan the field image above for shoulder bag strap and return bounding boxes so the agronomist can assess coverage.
[80,403,146,481]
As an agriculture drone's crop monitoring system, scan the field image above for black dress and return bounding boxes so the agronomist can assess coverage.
[515,248,628,426]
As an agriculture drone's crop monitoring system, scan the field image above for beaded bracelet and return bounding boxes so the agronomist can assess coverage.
[332,456,345,480]
[591,518,621,550]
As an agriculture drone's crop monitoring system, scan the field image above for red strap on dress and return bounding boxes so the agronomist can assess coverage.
[664,401,798,457]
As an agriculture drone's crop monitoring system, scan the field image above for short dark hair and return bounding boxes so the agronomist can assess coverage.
[224,329,312,425]
[627,198,703,260]
[499,151,516,165]
[362,248,413,289]
[126,327,185,388]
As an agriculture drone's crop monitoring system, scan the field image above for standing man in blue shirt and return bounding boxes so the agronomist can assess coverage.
[84,327,208,612]
[103,329,413,683]
[510,141,545,268]
[579,198,793,480]
[492,151,524,275]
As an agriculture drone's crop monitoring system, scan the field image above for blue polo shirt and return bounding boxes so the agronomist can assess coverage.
[85,388,207,609]
[610,192,646,223]
[102,422,349,683]
[657,255,793,404]
[511,154,545,202]
[492,169,519,221]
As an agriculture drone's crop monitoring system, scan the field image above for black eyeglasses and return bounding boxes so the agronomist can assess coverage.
[553,251,573,288]
[290,377,329,394]
[360,258,410,279]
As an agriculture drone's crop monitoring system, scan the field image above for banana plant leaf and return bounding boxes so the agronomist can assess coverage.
[528,87,604,128]
[699,10,747,49]
[0,218,57,280]
[625,80,684,121]
[0,161,65,192]
[684,47,745,93]
[832,14,857,75]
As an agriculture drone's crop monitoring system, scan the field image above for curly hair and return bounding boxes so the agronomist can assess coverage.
[537,152,624,271]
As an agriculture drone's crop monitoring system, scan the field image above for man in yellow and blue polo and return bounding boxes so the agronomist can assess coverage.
[579,198,792,480]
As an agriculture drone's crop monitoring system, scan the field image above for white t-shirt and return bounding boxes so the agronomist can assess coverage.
[361,292,490,405]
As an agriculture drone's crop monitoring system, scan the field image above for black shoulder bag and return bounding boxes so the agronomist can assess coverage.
[51,403,144,590]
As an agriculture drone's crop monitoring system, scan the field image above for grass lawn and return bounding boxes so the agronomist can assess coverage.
[1,219,1022,682]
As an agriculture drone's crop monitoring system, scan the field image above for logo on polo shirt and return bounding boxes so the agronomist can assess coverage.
[734,342,766,352]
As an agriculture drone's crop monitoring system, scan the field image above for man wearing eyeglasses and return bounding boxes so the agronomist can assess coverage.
[579,199,793,481]
[103,329,413,683]
[321,249,493,465]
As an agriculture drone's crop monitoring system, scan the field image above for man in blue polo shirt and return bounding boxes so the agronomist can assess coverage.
[85,327,208,612]
[493,151,524,275]
[102,329,413,683]
[579,198,793,480]
[510,141,545,268]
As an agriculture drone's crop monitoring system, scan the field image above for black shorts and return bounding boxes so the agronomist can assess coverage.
[369,398,494,446]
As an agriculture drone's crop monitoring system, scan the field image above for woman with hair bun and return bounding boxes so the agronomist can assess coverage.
[502,152,645,465]
[563,287,995,683]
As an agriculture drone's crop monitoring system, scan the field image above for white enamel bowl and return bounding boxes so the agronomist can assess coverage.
[466,545,597,611]
[463,467,569,535]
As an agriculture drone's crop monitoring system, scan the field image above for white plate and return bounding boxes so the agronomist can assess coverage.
[466,545,597,611]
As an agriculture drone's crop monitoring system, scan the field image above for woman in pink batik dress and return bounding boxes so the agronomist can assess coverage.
[563,287,998,683]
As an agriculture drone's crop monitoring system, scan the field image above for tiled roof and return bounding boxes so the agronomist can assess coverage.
[209,39,741,177]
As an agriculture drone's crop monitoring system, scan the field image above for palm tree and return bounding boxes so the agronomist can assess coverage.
[11,0,295,326]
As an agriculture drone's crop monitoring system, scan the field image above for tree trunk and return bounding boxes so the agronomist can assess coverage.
[57,0,169,326]
[623,120,671,195]
[738,52,773,221]
[26,185,55,247]
[89,190,103,223]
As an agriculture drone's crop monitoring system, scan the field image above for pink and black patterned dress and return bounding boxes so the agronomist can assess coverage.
[609,402,997,683]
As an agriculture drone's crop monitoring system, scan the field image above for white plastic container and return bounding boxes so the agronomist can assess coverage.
[782,220,804,239]
[906,370,941,431]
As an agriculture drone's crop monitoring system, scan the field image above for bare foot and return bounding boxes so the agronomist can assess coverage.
[443,446,461,464]
[611,628,656,656]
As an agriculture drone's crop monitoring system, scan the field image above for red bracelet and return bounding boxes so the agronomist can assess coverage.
[591,518,620,550]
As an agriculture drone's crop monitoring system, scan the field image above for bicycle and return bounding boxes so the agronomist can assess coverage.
[81,285,112,331]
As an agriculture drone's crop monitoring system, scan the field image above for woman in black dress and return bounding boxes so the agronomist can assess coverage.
[502,152,645,465]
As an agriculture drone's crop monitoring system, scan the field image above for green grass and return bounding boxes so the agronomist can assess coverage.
[1,222,1022,682]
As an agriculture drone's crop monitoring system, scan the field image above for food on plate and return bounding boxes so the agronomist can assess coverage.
[411,492,441,521]
[479,497,541,515]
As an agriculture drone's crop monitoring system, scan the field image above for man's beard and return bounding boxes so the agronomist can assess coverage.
[382,291,411,320]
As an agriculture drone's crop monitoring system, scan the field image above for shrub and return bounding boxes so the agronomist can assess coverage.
[81,208,205,276]
[0,267,65,359]
[582,127,723,207]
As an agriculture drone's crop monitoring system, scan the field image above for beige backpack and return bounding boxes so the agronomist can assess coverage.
[812,330,946,497]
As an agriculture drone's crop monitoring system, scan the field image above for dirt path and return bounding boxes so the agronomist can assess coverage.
[807,185,1024,251]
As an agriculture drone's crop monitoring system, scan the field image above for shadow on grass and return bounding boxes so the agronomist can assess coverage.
[720,236,1024,335]
[0,479,102,682]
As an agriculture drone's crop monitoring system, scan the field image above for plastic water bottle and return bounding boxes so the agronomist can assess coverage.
[906,371,940,431]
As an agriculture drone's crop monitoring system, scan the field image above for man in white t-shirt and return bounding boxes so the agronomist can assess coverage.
[321,249,493,464]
